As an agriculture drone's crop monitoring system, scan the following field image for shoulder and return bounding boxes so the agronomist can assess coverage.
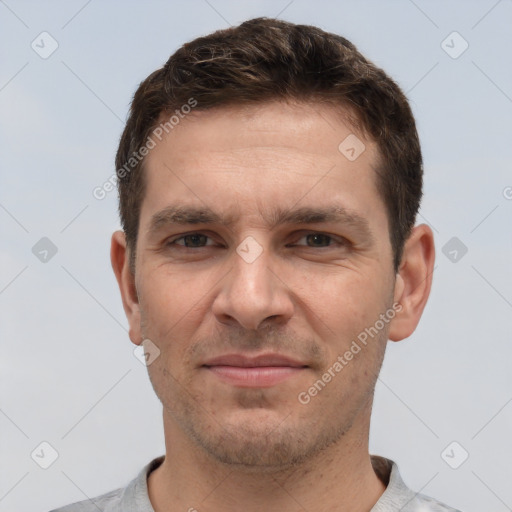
[401,493,463,511]
[49,455,165,512]
[370,455,463,512]
[49,486,124,511]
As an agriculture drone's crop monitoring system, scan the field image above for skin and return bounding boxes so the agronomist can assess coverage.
[111,100,435,512]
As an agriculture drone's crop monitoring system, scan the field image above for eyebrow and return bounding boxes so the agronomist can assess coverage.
[148,204,374,242]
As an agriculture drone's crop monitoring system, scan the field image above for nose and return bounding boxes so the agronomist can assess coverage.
[211,238,295,331]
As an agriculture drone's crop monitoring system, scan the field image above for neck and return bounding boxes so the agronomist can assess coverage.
[148,405,387,512]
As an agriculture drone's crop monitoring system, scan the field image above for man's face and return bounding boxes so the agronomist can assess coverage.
[130,101,400,469]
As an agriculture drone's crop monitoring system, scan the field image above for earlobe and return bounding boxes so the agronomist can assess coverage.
[388,224,435,342]
[110,230,142,345]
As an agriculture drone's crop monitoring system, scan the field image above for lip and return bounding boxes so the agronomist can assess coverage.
[203,353,307,368]
[202,353,308,388]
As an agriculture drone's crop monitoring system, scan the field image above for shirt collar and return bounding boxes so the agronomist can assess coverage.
[122,454,415,511]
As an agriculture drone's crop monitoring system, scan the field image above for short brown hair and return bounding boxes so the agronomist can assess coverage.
[116,17,422,273]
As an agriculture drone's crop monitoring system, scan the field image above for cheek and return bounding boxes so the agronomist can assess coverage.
[300,269,384,340]
[147,265,198,309]
[139,268,204,354]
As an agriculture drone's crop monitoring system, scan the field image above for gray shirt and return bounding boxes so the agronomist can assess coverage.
[50,455,462,511]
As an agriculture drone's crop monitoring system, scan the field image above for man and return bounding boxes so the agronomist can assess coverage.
[52,17,461,512]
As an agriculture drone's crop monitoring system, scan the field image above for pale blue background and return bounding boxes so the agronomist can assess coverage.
[1,1,511,511]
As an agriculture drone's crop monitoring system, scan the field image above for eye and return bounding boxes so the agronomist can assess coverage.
[168,233,215,248]
[165,231,348,251]
[293,232,347,248]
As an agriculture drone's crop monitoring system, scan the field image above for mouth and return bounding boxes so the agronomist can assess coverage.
[202,353,308,388]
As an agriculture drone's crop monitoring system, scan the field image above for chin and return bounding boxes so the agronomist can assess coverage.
[184,408,347,472]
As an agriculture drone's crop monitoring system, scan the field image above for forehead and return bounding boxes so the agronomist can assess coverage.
[141,100,385,230]
[149,100,377,166]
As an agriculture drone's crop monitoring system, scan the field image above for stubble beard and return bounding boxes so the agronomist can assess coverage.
[152,363,377,474]
[141,308,387,474]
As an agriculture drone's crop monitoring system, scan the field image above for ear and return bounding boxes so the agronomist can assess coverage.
[110,230,142,346]
[388,224,435,342]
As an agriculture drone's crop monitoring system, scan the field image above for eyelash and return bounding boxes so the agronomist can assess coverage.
[165,232,349,250]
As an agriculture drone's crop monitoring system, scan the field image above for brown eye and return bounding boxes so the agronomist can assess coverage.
[168,233,213,248]
[293,233,344,248]
[305,233,333,247]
